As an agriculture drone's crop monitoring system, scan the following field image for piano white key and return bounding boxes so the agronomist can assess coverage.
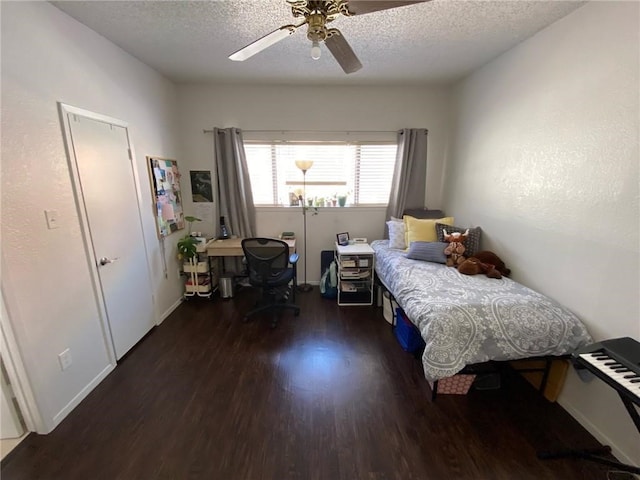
[578,353,640,397]
[585,368,640,395]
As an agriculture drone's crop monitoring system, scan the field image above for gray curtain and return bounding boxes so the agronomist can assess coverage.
[213,127,256,239]
[386,128,428,220]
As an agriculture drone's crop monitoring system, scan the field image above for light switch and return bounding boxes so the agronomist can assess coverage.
[58,348,72,370]
[45,210,60,229]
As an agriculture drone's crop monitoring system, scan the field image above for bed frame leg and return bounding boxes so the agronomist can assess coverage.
[539,358,552,394]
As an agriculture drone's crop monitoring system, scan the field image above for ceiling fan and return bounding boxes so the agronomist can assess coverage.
[229,1,428,74]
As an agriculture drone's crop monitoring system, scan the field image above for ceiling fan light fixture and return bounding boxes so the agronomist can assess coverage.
[229,0,429,73]
[310,40,321,60]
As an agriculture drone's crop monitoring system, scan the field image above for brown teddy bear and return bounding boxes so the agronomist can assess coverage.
[443,229,469,267]
[473,251,511,277]
[458,257,502,279]
[457,251,511,279]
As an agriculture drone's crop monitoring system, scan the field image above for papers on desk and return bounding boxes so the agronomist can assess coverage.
[196,238,215,253]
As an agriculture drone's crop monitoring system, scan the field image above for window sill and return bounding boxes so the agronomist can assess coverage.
[255,205,387,213]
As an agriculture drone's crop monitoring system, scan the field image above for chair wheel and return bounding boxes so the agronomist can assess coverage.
[294,309,300,317]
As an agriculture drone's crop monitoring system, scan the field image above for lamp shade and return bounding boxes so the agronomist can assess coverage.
[295,159,314,172]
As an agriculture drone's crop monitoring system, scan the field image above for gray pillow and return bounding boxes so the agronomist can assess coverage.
[403,208,445,219]
[405,241,448,264]
[435,223,482,257]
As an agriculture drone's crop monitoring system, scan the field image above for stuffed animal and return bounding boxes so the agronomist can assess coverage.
[443,229,469,267]
[473,251,511,277]
[458,257,502,279]
[457,250,510,279]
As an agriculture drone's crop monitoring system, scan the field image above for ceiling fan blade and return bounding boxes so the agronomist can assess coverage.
[344,1,428,16]
[325,29,362,74]
[229,22,305,61]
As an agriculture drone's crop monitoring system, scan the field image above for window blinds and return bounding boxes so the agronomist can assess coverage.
[244,141,397,206]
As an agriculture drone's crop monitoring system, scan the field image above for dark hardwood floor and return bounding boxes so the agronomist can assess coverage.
[2,286,614,479]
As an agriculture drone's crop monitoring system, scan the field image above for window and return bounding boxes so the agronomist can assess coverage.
[244,141,397,206]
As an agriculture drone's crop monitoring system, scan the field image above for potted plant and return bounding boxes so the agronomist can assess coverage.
[176,215,201,261]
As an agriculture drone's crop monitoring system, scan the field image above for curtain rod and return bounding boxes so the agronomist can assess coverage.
[202,128,401,134]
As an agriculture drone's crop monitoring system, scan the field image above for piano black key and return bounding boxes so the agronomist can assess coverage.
[575,337,640,407]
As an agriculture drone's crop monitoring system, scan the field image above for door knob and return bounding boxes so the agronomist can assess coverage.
[98,257,119,266]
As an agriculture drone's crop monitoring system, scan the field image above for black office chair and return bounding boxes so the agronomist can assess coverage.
[241,238,300,328]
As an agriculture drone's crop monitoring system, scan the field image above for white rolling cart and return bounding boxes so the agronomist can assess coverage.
[183,240,217,299]
[335,242,375,306]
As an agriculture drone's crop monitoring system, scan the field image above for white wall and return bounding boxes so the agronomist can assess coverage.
[0,2,181,432]
[176,84,451,281]
[445,2,639,464]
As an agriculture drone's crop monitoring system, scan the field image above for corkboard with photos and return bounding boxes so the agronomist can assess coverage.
[147,156,184,238]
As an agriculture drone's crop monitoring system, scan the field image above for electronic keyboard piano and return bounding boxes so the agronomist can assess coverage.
[575,336,640,409]
[538,337,640,474]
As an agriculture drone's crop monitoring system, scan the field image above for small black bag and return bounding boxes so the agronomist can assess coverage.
[320,262,337,299]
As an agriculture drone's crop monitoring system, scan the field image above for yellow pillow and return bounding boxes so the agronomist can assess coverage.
[404,216,454,246]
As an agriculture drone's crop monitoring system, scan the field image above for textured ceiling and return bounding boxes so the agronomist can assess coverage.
[50,0,585,86]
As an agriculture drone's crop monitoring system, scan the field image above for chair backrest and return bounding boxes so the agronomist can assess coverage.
[241,238,290,287]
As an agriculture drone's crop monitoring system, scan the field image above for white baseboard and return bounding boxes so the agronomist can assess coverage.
[49,363,114,433]
[156,297,183,325]
[46,295,183,433]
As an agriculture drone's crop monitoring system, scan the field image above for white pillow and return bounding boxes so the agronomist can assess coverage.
[386,220,406,250]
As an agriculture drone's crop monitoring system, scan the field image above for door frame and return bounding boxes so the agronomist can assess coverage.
[58,103,156,363]
[0,284,39,433]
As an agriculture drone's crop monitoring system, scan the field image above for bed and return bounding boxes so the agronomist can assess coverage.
[372,239,593,385]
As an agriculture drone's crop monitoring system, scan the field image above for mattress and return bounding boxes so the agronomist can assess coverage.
[372,240,593,381]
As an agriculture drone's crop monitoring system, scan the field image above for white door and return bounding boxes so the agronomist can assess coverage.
[61,105,155,360]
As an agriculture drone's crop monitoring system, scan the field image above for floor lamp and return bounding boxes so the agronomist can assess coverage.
[295,159,313,292]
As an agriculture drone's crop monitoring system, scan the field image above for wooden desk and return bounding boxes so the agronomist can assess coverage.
[205,238,298,299]
[205,237,296,257]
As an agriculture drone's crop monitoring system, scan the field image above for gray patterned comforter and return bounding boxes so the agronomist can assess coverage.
[372,240,593,381]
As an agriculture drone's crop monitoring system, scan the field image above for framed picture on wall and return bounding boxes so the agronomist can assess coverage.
[190,170,213,203]
[336,232,350,246]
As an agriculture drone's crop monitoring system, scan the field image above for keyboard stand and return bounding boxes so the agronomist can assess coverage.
[537,389,640,474]
[538,445,640,474]
[618,390,640,433]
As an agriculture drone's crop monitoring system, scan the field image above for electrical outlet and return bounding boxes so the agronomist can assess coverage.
[58,348,72,371]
